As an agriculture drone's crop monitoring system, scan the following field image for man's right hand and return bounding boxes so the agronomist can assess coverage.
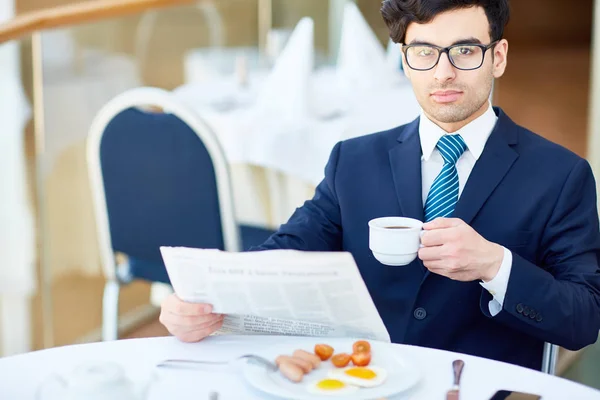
[159,294,225,342]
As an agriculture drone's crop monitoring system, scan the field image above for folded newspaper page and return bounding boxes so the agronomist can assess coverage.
[160,247,391,342]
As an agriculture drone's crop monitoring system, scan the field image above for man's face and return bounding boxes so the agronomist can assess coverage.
[402,6,508,129]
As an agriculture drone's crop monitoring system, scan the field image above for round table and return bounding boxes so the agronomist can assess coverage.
[1,335,599,399]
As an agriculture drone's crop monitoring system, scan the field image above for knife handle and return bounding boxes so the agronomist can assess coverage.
[452,359,465,386]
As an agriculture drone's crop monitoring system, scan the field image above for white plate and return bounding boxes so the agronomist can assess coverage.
[242,338,421,400]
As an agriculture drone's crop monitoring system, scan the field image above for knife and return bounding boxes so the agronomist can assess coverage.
[446,359,465,400]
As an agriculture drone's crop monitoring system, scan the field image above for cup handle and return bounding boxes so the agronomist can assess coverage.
[35,373,67,400]
[419,230,425,248]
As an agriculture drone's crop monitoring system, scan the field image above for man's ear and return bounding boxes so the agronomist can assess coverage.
[492,39,508,79]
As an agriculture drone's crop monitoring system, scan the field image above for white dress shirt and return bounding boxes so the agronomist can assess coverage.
[419,102,511,316]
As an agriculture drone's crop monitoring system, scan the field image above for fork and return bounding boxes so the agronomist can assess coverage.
[156,354,278,372]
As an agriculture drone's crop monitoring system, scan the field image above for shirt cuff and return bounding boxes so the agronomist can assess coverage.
[479,246,513,316]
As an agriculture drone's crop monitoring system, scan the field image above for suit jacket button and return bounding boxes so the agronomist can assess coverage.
[516,303,524,313]
[523,306,531,317]
[529,310,537,319]
[536,314,543,322]
[413,307,427,320]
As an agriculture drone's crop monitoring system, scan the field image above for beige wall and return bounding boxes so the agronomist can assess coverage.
[356,0,596,46]
[504,0,594,47]
[272,0,329,53]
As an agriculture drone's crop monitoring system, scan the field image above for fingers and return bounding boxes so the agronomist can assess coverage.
[159,294,223,342]
[160,308,223,330]
[420,229,451,247]
[175,317,225,343]
[162,294,212,316]
[420,218,468,247]
[423,263,473,281]
[162,313,225,342]
[422,259,471,279]
[421,260,448,271]
[423,217,463,230]
[420,220,462,247]
[417,245,443,262]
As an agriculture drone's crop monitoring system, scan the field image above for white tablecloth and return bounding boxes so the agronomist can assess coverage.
[175,68,420,186]
[174,66,421,227]
[1,335,598,399]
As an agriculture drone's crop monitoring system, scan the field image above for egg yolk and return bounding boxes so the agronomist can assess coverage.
[317,379,347,390]
[345,367,377,380]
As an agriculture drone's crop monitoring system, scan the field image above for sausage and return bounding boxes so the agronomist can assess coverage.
[275,355,313,373]
[278,361,304,382]
[292,349,321,369]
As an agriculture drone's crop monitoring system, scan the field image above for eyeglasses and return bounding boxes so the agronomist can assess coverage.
[401,41,499,71]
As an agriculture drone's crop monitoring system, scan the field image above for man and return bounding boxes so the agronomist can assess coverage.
[159,0,600,370]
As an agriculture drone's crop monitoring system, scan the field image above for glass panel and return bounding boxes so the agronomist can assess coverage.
[26,0,422,350]
[33,1,267,349]
[0,32,38,355]
[27,0,418,352]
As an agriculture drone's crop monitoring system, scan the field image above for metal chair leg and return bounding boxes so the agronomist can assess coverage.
[102,280,120,341]
[542,342,559,375]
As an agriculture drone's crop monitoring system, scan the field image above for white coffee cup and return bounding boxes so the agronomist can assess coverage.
[368,217,424,266]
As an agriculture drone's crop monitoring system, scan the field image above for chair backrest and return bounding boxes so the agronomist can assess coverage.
[87,87,240,280]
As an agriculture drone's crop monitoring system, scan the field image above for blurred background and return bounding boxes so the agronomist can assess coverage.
[1,0,600,391]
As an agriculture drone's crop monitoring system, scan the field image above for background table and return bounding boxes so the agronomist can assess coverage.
[173,66,421,228]
[1,335,599,399]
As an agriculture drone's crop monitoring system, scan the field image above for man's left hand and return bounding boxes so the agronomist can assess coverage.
[418,218,504,282]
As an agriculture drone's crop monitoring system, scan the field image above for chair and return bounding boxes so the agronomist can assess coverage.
[542,342,559,375]
[87,87,275,341]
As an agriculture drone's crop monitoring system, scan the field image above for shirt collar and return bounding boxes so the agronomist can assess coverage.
[419,102,498,161]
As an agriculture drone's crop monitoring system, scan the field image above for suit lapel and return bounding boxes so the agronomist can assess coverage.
[420,109,519,284]
[453,108,519,225]
[389,118,424,221]
[387,109,519,283]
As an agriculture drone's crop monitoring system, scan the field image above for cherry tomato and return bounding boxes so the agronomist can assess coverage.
[352,340,371,354]
[314,344,334,361]
[351,351,371,367]
[331,353,352,368]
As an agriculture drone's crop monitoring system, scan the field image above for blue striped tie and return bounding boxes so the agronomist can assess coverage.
[424,134,467,222]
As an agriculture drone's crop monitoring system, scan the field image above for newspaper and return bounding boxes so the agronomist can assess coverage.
[160,247,391,342]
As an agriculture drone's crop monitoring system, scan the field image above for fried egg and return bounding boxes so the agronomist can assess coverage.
[328,366,388,388]
[306,378,359,396]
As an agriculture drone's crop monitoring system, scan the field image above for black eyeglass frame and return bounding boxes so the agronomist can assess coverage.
[400,40,500,71]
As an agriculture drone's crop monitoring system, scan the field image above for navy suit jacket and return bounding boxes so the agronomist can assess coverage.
[253,107,600,370]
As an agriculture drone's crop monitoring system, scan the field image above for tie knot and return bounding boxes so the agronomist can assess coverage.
[437,134,467,165]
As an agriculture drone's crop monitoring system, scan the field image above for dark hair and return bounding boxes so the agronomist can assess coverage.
[381,0,510,44]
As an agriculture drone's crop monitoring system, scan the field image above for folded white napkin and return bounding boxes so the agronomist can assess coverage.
[336,3,400,91]
[254,17,314,122]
